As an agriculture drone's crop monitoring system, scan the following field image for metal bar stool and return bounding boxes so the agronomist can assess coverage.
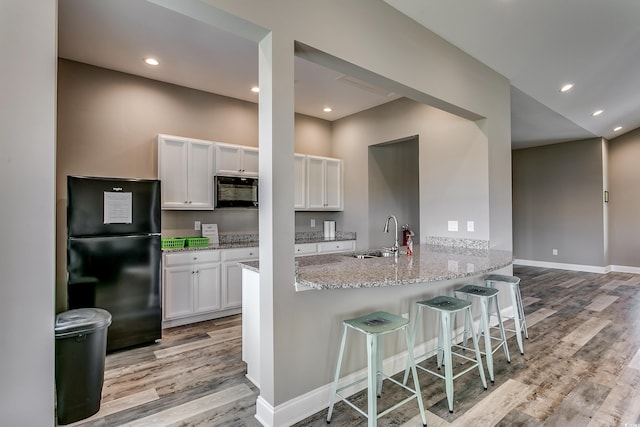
[327,311,427,427]
[485,274,528,355]
[454,284,510,383]
[403,296,487,413]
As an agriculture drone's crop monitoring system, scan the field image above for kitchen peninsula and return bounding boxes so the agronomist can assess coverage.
[240,241,513,393]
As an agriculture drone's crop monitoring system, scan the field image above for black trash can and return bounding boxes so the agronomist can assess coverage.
[55,308,112,425]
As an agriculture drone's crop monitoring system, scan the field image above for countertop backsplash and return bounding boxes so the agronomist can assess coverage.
[162,229,356,245]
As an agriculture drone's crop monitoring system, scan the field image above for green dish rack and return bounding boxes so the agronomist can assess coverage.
[161,238,186,249]
[185,237,210,248]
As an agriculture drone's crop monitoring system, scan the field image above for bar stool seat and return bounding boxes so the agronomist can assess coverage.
[327,311,426,427]
[454,284,510,383]
[404,296,487,413]
[485,274,528,355]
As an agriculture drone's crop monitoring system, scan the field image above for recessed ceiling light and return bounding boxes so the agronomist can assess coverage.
[144,57,159,66]
[613,126,623,132]
[251,86,260,93]
[592,110,604,117]
[560,83,574,92]
[323,107,332,112]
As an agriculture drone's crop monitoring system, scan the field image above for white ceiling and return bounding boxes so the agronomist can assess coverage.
[58,0,640,150]
[385,0,640,149]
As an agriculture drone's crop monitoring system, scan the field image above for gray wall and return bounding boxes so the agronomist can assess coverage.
[56,59,337,310]
[334,98,491,250]
[609,127,640,266]
[512,138,606,266]
[368,137,420,248]
[0,1,56,424]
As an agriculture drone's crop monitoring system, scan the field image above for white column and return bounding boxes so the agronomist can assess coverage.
[257,29,296,413]
[0,0,57,424]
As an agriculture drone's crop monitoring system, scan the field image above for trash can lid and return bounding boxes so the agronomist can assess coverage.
[55,308,112,338]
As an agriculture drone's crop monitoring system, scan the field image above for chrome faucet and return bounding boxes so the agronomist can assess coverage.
[383,214,399,256]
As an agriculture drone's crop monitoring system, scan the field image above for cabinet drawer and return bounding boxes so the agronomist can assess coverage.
[317,240,355,253]
[295,243,317,255]
[165,250,220,266]
[221,247,259,261]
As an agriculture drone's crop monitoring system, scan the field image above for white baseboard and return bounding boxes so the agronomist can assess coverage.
[161,307,241,329]
[514,259,640,275]
[609,265,640,274]
[513,259,609,274]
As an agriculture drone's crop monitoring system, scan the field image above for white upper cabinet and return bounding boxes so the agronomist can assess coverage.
[294,154,307,210]
[215,143,259,177]
[305,155,343,211]
[158,134,214,210]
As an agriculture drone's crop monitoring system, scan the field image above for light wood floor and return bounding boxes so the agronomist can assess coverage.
[67,266,640,426]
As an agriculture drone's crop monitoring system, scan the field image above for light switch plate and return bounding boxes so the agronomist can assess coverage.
[310,219,316,227]
[194,220,201,231]
[467,221,474,232]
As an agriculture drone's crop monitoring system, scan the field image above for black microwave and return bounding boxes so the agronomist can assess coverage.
[215,176,258,208]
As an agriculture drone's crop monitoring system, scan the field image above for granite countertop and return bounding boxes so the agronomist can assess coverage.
[163,231,356,253]
[240,244,513,290]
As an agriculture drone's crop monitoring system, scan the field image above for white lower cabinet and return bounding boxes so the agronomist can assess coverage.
[221,247,258,310]
[162,250,223,327]
[317,240,356,254]
[163,241,355,327]
[294,242,317,255]
[295,240,356,256]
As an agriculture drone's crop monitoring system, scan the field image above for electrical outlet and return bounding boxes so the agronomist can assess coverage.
[194,221,201,231]
[467,221,475,232]
[552,249,558,255]
[310,219,316,227]
[448,220,458,232]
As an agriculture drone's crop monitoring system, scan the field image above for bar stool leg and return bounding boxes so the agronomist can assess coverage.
[509,288,525,355]
[516,285,529,339]
[405,327,427,426]
[437,314,444,370]
[403,308,421,385]
[468,306,488,390]
[478,297,495,383]
[366,333,377,427]
[376,335,383,397]
[442,311,455,413]
[327,326,348,423]
[493,297,511,363]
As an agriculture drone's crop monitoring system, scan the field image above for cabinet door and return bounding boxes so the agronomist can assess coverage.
[222,262,243,309]
[159,136,189,209]
[306,156,326,210]
[294,154,307,210]
[164,266,193,319]
[241,147,259,177]
[215,144,242,176]
[317,240,355,254]
[295,242,317,255]
[324,158,343,210]
[194,263,221,313]
[188,141,214,209]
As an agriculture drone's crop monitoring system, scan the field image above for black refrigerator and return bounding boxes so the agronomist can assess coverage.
[67,176,162,352]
